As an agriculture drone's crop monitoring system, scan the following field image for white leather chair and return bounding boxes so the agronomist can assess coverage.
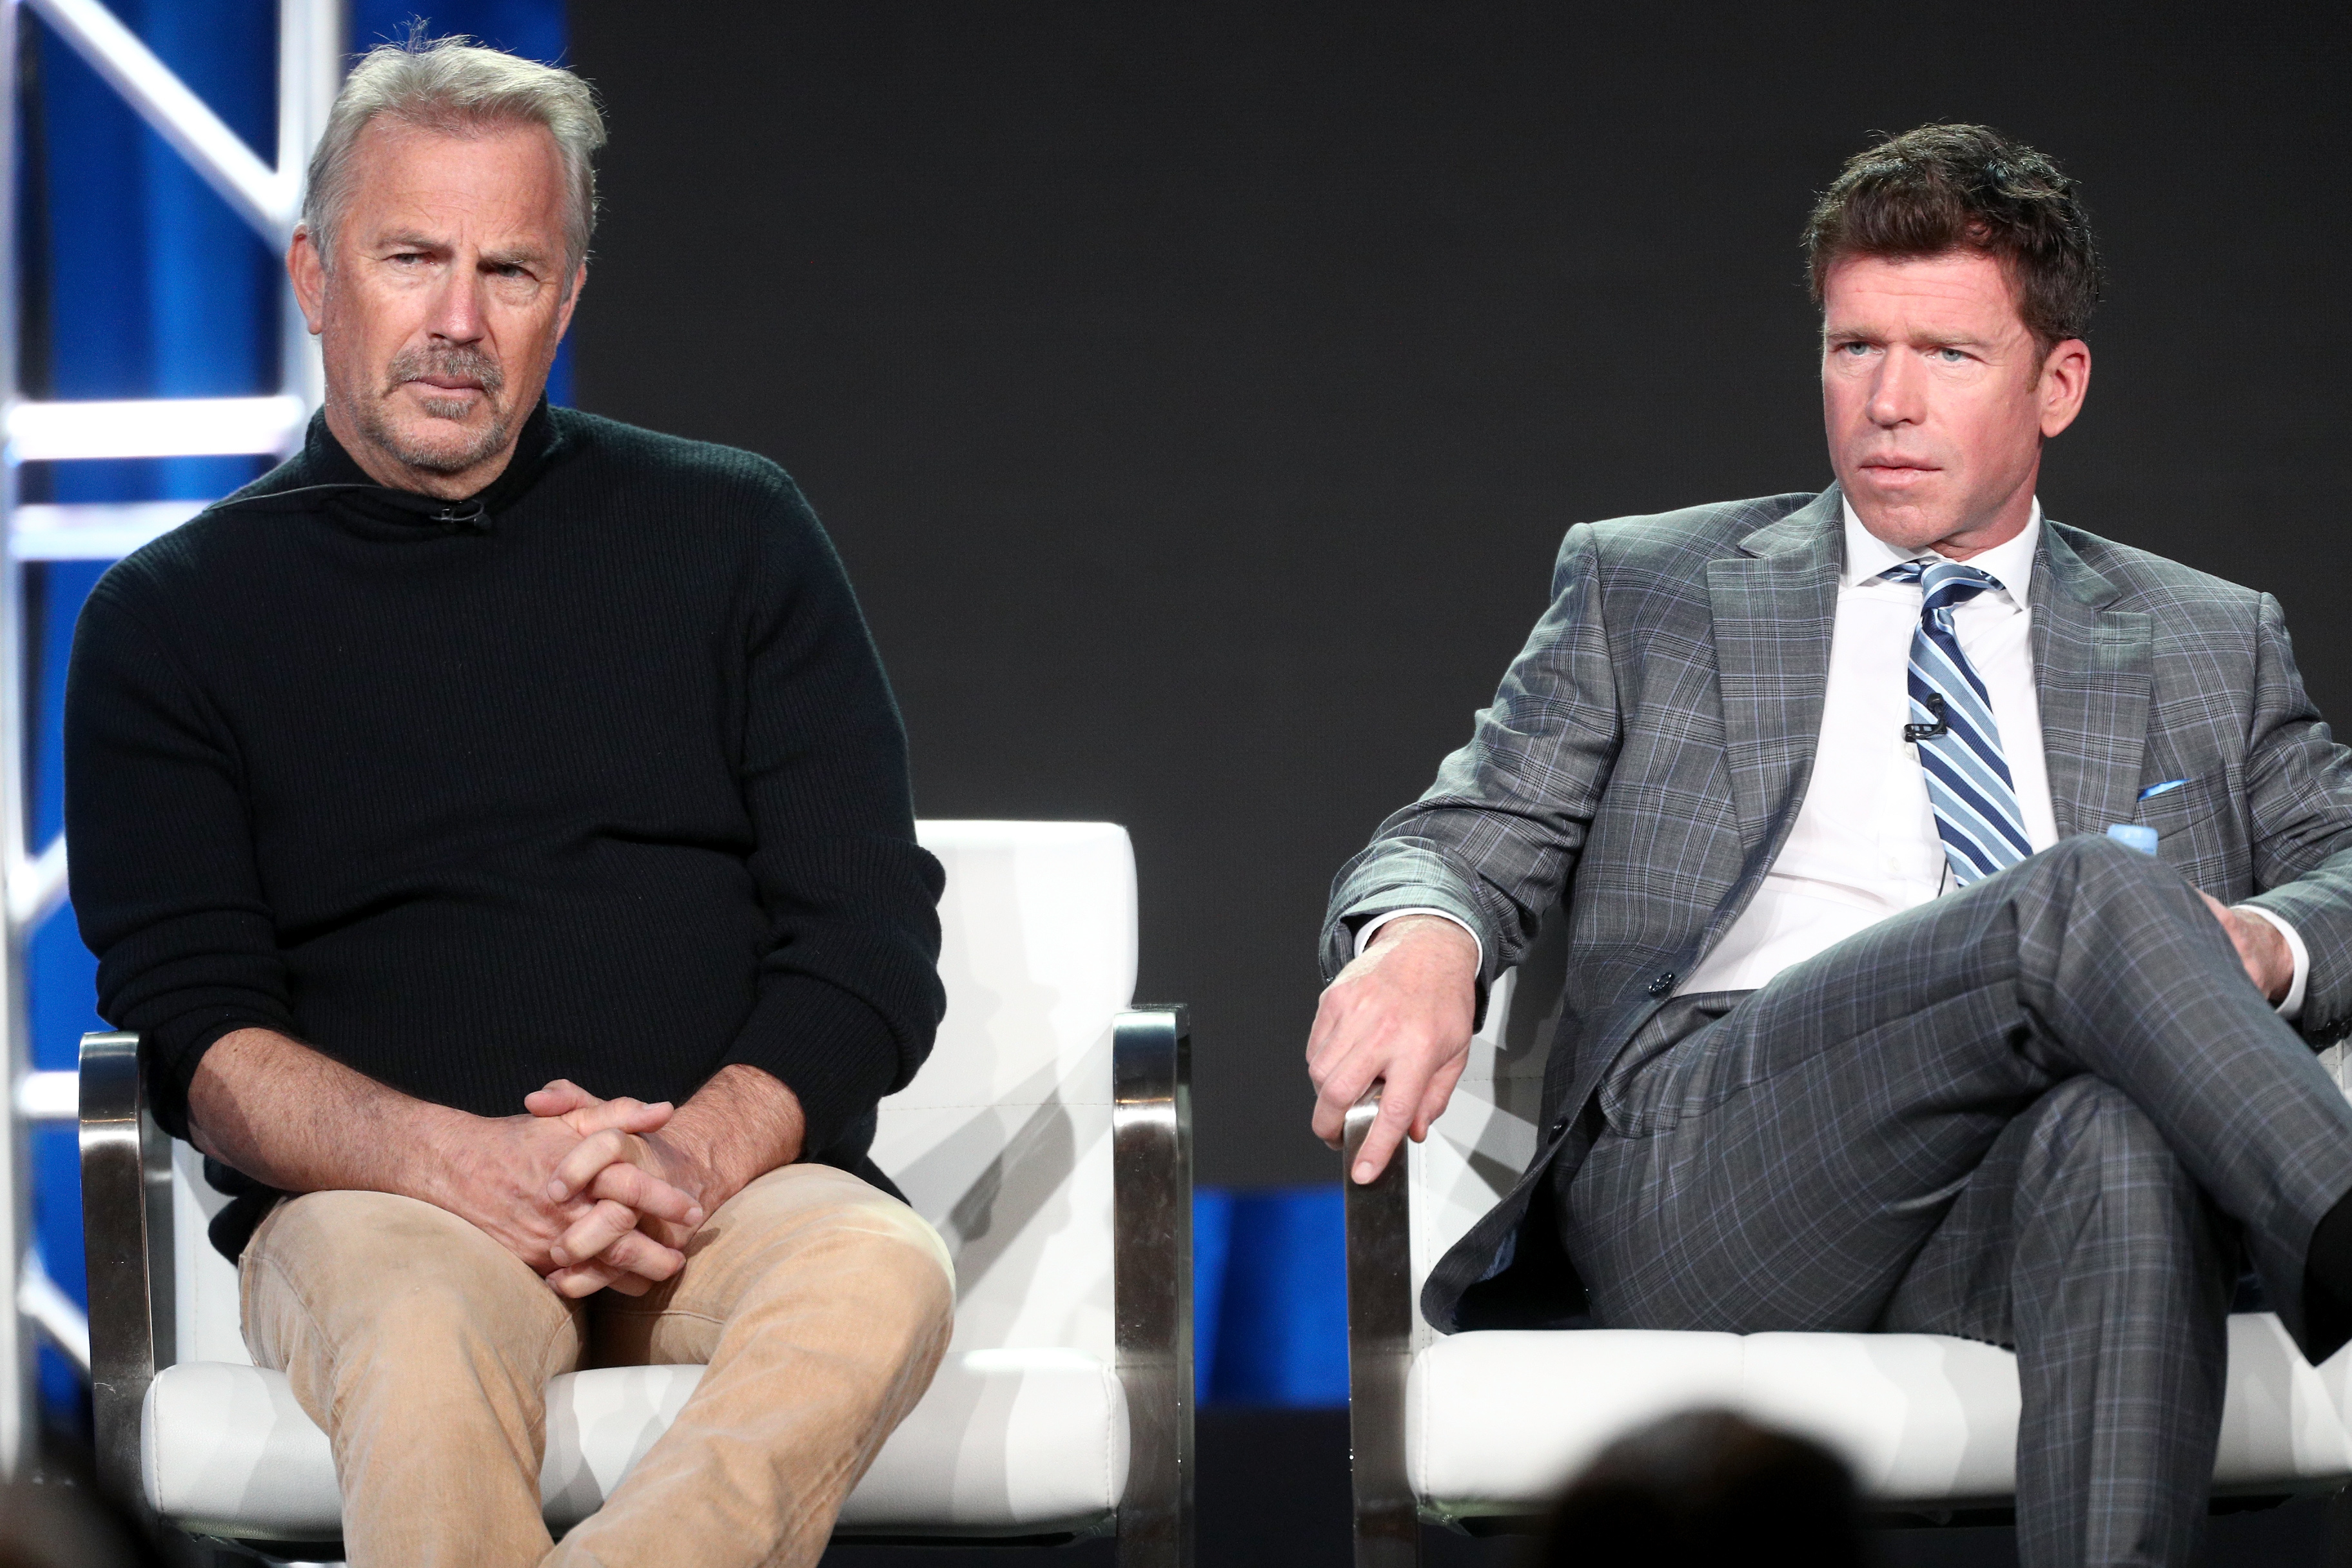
[1344,915,2352,1562]
[81,820,1193,1565]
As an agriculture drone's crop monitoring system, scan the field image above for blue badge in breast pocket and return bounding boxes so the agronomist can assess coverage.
[2106,823,2160,855]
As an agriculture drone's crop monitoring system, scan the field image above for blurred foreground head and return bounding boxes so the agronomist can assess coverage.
[1535,1408,1867,1568]
[0,1477,161,1568]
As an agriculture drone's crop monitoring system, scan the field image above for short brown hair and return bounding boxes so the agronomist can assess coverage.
[1803,124,2102,352]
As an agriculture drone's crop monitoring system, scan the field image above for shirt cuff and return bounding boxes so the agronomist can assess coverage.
[1355,906,1485,970]
[2233,904,2309,1021]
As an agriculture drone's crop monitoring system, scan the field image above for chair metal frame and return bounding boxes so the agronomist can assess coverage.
[1344,1091,1416,1568]
[81,1008,1195,1565]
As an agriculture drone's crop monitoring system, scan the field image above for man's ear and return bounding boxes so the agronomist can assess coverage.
[2038,337,2092,438]
[287,226,328,336]
[554,262,587,340]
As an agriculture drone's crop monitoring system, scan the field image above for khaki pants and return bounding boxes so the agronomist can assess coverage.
[241,1164,955,1568]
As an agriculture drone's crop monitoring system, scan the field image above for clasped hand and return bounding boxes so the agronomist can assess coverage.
[440,1080,714,1300]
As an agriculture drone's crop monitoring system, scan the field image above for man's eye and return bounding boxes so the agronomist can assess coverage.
[1936,348,1968,363]
[1836,341,1872,356]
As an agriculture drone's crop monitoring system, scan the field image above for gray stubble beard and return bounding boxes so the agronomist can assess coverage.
[357,345,514,477]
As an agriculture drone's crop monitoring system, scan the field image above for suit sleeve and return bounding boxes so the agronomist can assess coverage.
[2235,592,2352,1042]
[720,469,946,1159]
[66,577,297,1139]
[1320,524,1623,994]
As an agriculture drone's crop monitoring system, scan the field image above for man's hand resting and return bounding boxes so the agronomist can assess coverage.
[524,1081,718,1298]
[187,1030,706,1297]
[1308,914,1480,1185]
[2201,892,2295,1004]
[525,1066,807,1298]
[190,1032,807,1301]
[424,1093,707,1298]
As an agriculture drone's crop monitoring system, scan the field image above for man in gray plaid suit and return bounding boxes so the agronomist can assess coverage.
[1311,123,2352,1567]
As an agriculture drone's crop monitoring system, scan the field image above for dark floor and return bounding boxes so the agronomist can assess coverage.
[821,1408,2347,1568]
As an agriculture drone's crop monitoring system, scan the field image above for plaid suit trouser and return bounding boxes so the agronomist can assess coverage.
[1559,834,2352,1568]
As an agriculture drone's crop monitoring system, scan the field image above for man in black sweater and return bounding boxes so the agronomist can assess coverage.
[65,36,952,1568]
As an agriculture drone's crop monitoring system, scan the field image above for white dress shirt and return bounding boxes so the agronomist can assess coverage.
[1676,502,2055,992]
[1365,497,2309,1019]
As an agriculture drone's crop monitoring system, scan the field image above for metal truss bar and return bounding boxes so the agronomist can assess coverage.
[7,395,308,461]
[18,1253,88,1371]
[275,0,337,182]
[9,838,65,934]
[277,0,338,409]
[0,0,342,1482]
[12,501,204,560]
[15,1071,74,1121]
[24,0,295,242]
[0,0,29,1479]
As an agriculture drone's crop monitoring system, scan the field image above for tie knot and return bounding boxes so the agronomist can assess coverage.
[1882,558,2003,614]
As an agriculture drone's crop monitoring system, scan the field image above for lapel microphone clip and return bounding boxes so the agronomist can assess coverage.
[1904,692,1948,743]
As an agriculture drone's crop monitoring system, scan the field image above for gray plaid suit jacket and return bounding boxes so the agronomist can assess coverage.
[1323,484,2352,1333]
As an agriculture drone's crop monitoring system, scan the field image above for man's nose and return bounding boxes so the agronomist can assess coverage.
[424,264,489,344]
[1865,351,1924,427]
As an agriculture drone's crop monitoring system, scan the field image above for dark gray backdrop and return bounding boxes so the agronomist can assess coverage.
[567,1,2352,1192]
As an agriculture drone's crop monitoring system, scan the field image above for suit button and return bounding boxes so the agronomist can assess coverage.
[1647,971,1677,997]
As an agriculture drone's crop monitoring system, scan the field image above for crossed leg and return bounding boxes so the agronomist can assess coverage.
[1560,834,2352,1567]
[1883,1077,2237,1563]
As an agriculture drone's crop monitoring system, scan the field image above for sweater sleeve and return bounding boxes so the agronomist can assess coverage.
[65,576,298,1140]
[723,469,945,1159]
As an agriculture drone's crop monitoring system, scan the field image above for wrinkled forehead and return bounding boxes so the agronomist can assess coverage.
[339,115,570,257]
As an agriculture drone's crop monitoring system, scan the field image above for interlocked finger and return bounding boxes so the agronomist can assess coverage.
[587,1161,703,1226]
[550,1259,636,1298]
[594,1228,686,1283]
[524,1079,597,1117]
[550,1196,640,1268]
[549,1128,634,1202]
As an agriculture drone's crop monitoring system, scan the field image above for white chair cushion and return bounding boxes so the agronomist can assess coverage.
[1407,1315,2352,1520]
[145,1348,1128,1542]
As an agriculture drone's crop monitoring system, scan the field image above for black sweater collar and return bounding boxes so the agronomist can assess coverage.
[239,398,567,534]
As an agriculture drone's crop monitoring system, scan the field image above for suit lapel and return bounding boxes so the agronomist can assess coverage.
[2032,522,2151,839]
[1707,490,1843,860]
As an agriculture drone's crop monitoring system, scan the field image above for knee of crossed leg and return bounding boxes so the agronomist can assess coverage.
[2055,828,2180,896]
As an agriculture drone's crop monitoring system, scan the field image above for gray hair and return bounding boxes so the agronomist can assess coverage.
[302,32,605,282]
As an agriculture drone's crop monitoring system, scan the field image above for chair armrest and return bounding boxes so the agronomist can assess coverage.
[78,1030,175,1512]
[1111,1004,1193,1568]
[1346,1087,1420,1566]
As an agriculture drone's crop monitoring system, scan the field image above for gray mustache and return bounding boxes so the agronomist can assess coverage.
[387,348,505,396]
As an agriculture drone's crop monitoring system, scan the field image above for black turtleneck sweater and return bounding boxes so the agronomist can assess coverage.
[66,403,945,1251]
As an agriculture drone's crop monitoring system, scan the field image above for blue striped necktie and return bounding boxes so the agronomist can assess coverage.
[1881,558,2033,885]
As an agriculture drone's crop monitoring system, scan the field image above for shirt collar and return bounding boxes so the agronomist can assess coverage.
[1841,495,2041,606]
